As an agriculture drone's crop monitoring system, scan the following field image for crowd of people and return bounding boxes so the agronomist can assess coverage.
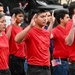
[0,1,75,75]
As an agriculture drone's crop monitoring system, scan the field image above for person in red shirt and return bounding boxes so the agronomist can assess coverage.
[44,10,54,75]
[15,9,54,75]
[48,10,70,75]
[0,13,11,75]
[6,7,25,75]
[65,1,75,75]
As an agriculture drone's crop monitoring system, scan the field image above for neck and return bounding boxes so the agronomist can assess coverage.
[0,32,2,36]
[59,23,66,28]
[14,22,20,26]
[35,24,43,29]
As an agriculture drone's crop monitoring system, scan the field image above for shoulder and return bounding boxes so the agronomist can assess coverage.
[66,20,72,32]
[2,32,8,38]
[52,26,59,32]
[66,20,72,28]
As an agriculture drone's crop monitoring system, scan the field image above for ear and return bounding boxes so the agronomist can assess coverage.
[74,9,75,14]
[60,18,63,22]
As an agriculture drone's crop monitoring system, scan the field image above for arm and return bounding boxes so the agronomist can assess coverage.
[47,22,54,33]
[47,11,55,33]
[6,25,12,39]
[65,15,75,46]
[48,11,55,40]
[15,14,36,43]
[6,14,16,39]
[15,25,32,43]
[50,34,54,39]
[65,27,75,46]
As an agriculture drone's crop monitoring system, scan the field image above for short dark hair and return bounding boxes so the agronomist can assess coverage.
[28,9,46,23]
[10,7,25,16]
[0,2,3,7]
[54,9,69,24]
[68,1,75,18]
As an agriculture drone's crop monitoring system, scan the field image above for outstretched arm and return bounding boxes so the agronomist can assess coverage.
[15,14,36,43]
[65,15,75,46]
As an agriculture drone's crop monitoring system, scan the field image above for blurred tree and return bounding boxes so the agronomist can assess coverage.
[66,0,72,5]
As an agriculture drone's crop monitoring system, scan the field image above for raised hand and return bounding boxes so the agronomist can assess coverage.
[30,14,36,27]
[50,10,55,25]
[72,14,75,27]
[11,14,16,25]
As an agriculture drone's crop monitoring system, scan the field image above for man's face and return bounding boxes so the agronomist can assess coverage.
[46,11,51,24]
[63,14,70,25]
[35,12,47,27]
[15,13,24,24]
[0,16,6,32]
[0,6,4,14]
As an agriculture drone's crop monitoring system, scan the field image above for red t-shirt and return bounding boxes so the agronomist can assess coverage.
[6,25,25,58]
[66,20,75,61]
[52,25,69,59]
[25,27,50,66]
[0,32,9,70]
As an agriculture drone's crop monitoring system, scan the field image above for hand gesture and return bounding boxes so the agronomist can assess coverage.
[30,14,36,27]
[50,10,55,25]
[11,14,16,25]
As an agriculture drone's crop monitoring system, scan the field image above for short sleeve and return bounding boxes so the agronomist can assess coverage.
[66,20,72,36]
